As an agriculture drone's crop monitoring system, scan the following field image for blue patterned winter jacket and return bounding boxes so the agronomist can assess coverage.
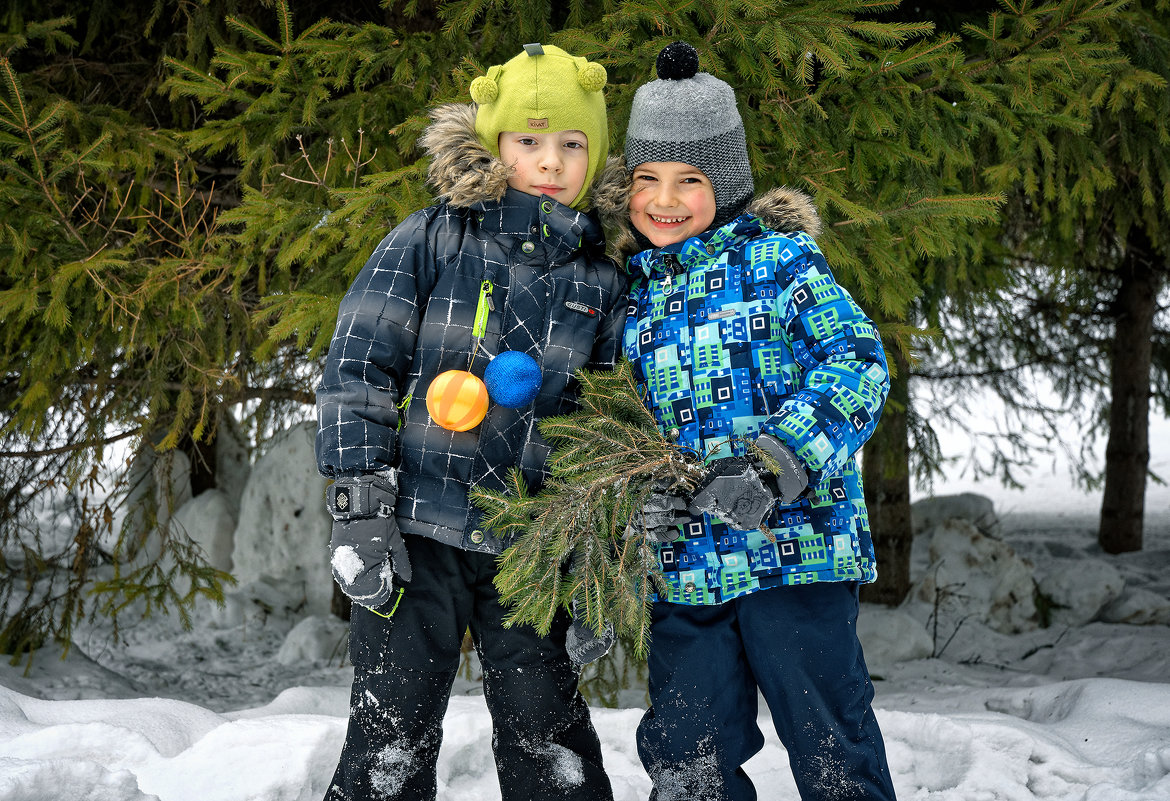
[621,188,890,605]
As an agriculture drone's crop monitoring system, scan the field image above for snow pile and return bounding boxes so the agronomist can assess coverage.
[906,516,1038,635]
[2,417,1170,800]
[2,676,1169,800]
[276,616,349,666]
[170,490,236,576]
[881,679,1170,799]
[229,422,333,616]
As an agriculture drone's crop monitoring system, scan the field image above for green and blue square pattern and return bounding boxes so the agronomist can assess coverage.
[624,215,889,605]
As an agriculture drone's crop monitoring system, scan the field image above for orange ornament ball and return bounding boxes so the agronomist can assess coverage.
[426,370,489,431]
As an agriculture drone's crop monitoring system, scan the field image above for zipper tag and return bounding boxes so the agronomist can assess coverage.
[469,279,493,370]
[473,280,493,339]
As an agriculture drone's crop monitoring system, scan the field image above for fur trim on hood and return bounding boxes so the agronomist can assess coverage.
[591,156,634,247]
[419,103,624,215]
[420,103,512,208]
[591,158,823,261]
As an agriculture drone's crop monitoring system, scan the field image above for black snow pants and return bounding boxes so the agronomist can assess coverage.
[323,533,613,801]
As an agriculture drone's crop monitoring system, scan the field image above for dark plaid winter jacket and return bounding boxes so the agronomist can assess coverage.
[316,104,629,554]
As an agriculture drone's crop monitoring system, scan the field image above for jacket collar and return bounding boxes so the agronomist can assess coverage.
[631,215,767,279]
[472,188,604,261]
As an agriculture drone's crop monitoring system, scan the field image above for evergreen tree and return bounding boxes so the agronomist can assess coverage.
[807,0,1137,602]
[0,0,353,654]
[0,0,1135,655]
[918,0,1169,554]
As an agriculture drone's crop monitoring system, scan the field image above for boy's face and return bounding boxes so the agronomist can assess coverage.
[630,162,717,248]
[498,130,589,208]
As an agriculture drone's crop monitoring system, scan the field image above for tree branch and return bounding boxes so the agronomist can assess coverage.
[0,428,139,459]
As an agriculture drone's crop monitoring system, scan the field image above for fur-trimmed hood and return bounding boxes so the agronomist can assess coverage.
[419,103,626,229]
[419,103,512,208]
[590,158,823,262]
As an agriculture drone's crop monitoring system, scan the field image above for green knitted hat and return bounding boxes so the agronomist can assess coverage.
[471,43,608,209]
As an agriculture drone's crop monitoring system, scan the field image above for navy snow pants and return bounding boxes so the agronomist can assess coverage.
[323,534,613,801]
[636,582,897,801]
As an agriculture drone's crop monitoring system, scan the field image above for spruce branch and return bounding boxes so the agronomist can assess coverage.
[471,360,701,660]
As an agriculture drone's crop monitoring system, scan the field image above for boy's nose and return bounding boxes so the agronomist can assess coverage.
[650,183,679,206]
[538,146,562,172]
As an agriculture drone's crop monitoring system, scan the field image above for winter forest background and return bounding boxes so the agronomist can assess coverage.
[1,2,1169,799]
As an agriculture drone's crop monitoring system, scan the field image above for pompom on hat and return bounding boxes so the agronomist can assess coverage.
[471,43,609,209]
[625,41,754,227]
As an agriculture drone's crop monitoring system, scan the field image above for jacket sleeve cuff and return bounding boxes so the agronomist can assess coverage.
[326,474,397,520]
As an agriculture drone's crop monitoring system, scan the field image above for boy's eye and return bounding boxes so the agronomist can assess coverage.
[634,174,657,182]
[518,137,538,146]
[563,141,585,150]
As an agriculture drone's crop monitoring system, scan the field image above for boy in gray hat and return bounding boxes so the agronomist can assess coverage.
[612,41,899,801]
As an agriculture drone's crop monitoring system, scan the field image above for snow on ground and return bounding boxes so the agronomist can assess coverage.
[2,416,1169,800]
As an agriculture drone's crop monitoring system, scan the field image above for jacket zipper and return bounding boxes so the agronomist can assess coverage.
[473,279,494,339]
[662,254,684,291]
[470,279,494,368]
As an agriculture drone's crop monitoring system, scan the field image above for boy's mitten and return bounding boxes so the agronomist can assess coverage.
[687,434,809,531]
[753,433,809,503]
[565,596,615,667]
[624,487,689,543]
[326,475,412,612]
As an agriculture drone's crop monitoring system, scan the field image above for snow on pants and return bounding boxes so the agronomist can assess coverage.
[636,581,897,801]
[323,533,613,801]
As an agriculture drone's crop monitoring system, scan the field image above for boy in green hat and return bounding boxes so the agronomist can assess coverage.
[316,44,624,801]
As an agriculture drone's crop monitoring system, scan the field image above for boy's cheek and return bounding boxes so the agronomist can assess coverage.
[629,212,674,247]
[628,209,651,237]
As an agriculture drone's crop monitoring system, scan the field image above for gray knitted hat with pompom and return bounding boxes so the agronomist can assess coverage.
[625,41,754,227]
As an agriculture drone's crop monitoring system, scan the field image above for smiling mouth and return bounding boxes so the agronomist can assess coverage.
[649,214,689,224]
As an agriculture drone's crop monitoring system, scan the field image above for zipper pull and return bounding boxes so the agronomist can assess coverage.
[473,280,493,340]
[468,280,494,370]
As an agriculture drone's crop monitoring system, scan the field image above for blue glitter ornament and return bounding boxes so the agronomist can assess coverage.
[484,351,542,408]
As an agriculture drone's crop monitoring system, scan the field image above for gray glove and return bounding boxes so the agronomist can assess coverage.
[687,434,809,531]
[326,475,412,613]
[565,596,615,667]
[624,487,689,543]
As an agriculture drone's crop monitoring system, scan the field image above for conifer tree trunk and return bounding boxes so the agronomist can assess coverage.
[1099,228,1160,554]
[861,348,913,605]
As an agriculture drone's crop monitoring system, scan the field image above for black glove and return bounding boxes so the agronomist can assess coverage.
[624,487,690,543]
[687,434,809,531]
[565,596,615,668]
[751,433,810,504]
[326,475,412,613]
